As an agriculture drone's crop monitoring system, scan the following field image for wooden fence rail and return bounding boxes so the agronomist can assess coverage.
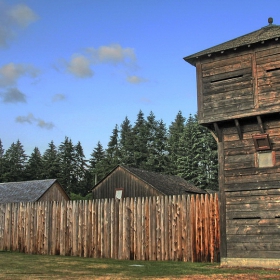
[0,194,220,262]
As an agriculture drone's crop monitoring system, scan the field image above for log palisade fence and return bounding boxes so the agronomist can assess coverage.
[0,194,220,262]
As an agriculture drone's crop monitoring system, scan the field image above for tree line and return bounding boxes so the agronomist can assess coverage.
[0,110,218,198]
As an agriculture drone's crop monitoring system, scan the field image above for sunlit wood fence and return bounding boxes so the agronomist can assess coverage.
[0,194,220,262]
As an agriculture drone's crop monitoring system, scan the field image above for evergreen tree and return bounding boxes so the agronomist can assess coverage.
[2,140,27,182]
[177,115,218,190]
[166,111,186,175]
[176,114,201,185]
[42,141,60,179]
[119,116,134,165]
[106,124,120,168]
[145,113,168,172]
[89,141,106,183]
[132,110,149,168]
[25,147,43,180]
[72,141,89,195]
[57,137,76,194]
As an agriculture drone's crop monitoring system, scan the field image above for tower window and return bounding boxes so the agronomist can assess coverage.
[252,134,271,151]
[257,151,275,168]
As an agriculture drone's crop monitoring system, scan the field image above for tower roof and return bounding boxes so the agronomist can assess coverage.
[184,18,280,65]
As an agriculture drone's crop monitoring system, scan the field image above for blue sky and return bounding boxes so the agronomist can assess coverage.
[0,0,279,159]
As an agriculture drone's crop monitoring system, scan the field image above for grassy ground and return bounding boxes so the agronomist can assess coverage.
[0,251,279,279]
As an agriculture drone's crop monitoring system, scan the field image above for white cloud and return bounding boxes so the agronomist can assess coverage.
[0,62,40,87]
[37,119,54,129]
[8,4,38,28]
[64,44,140,81]
[1,87,26,103]
[0,2,38,48]
[15,113,34,123]
[52,93,66,102]
[87,44,136,65]
[16,113,54,130]
[126,75,147,84]
[67,54,93,78]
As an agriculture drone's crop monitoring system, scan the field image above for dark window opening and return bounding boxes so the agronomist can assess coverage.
[252,134,271,151]
[210,74,243,84]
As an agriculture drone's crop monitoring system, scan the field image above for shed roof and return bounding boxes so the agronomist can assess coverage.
[94,165,206,195]
[0,179,63,203]
[184,18,280,65]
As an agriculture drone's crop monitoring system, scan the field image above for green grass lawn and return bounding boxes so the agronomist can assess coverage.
[0,251,279,279]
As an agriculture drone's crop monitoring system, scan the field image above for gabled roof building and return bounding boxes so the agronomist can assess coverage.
[0,179,69,203]
[92,165,206,199]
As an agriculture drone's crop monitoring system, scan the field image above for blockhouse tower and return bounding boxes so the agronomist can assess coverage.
[184,18,280,268]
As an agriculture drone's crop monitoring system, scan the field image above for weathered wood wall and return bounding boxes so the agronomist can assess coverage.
[39,182,69,202]
[200,53,253,120]
[92,166,164,199]
[197,43,280,124]
[0,194,220,262]
[222,116,280,259]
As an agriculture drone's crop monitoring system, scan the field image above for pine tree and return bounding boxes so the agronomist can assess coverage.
[145,113,168,172]
[132,110,148,168]
[176,114,218,190]
[73,141,89,195]
[57,137,76,194]
[106,124,120,168]
[176,114,198,184]
[25,147,43,180]
[119,116,134,165]
[42,141,60,179]
[166,111,186,175]
[89,141,106,183]
[2,140,27,182]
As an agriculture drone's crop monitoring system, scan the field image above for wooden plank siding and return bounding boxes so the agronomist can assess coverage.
[196,44,280,125]
[185,21,280,268]
[38,182,69,202]
[200,53,254,122]
[92,167,163,199]
[0,194,220,262]
[220,117,280,260]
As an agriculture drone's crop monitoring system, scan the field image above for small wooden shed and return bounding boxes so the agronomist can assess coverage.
[0,179,70,203]
[92,165,206,199]
[184,18,280,268]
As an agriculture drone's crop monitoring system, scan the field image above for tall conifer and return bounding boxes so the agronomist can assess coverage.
[2,140,27,182]
[58,137,76,194]
[25,147,43,180]
[42,141,60,179]
[132,110,148,168]
[119,116,134,165]
[166,111,186,174]
[89,141,106,183]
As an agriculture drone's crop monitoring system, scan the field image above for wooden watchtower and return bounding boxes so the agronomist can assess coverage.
[184,18,280,268]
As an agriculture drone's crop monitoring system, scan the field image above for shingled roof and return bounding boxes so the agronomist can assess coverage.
[0,179,60,203]
[184,18,280,65]
[122,165,206,195]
